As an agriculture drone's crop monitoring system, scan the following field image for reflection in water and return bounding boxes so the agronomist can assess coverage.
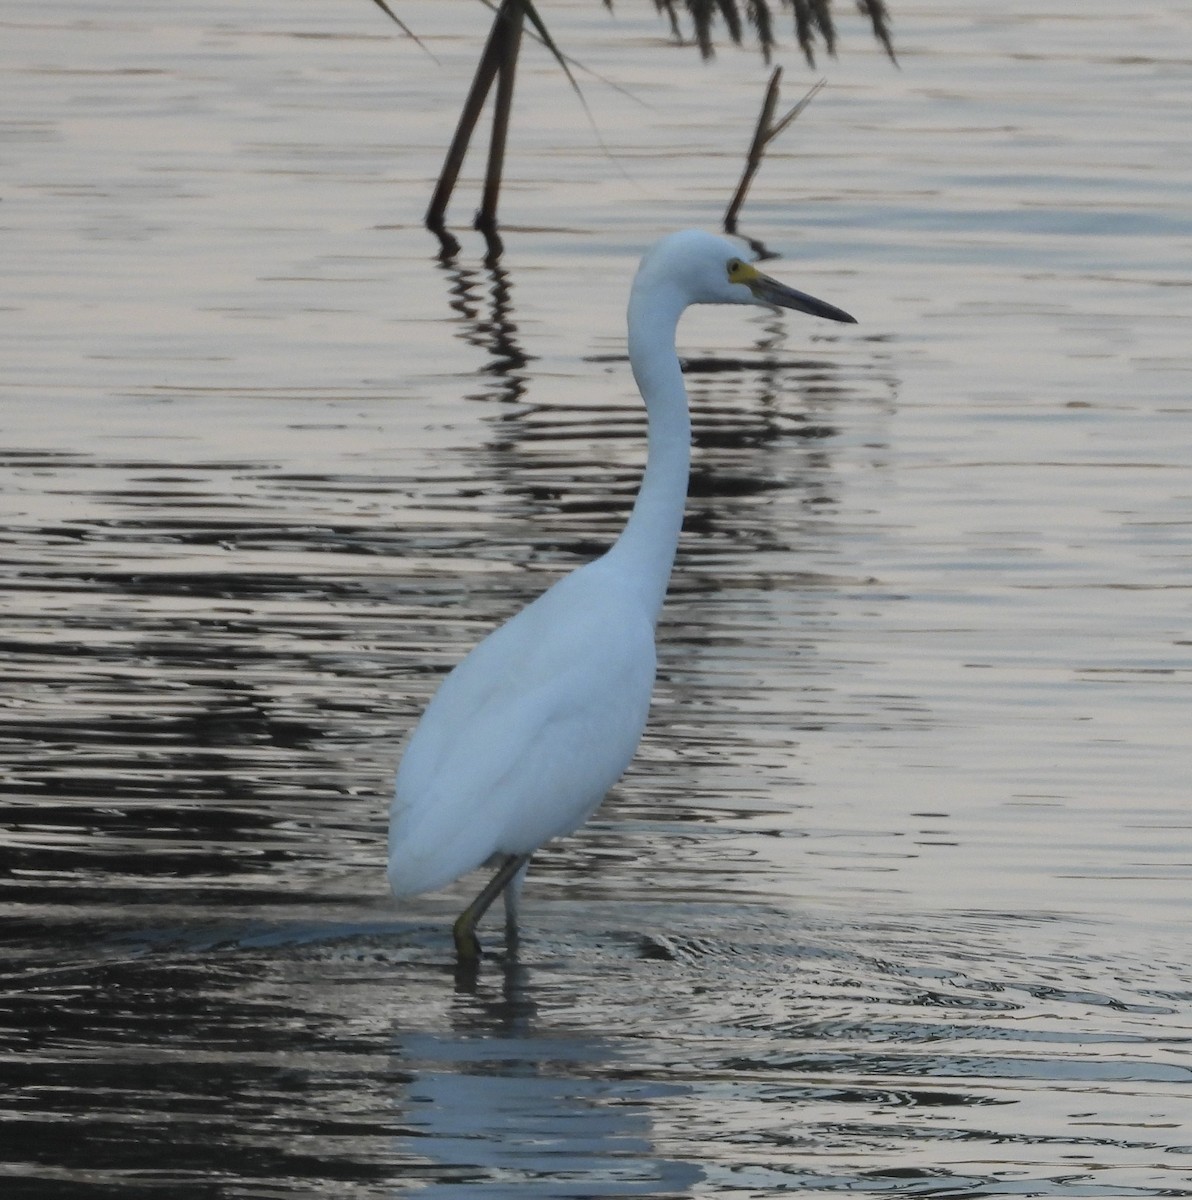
[392,958,703,1197]
[437,253,532,404]
[4,909,1189,1195]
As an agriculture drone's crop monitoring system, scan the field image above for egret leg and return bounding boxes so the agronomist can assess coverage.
[503,858,530,946]
[452,852,532,962]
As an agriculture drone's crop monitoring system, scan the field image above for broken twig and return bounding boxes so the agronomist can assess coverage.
[724,72,826,239]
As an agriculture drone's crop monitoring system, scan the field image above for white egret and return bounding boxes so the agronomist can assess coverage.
[389,229,855,961]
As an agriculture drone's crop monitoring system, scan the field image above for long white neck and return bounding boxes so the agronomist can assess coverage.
[604,281,691,622]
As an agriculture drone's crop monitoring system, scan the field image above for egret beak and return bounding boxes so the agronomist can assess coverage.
[741,263,857,324]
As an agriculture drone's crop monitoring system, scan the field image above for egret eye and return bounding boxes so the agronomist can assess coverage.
[727,258,743,278]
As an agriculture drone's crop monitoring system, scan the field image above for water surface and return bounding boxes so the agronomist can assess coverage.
[3,1,1191,1195]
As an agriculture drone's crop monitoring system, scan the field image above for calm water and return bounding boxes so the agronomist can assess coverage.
[3,1,1191,1195]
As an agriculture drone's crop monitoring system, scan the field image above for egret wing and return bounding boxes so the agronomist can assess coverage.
[388,569,657,896]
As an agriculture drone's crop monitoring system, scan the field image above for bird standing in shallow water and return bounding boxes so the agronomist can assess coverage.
[388,230,856,962]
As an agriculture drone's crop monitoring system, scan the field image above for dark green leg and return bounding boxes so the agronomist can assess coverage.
[452,852,532,963]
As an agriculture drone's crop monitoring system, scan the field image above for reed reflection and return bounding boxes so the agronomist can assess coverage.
[435,252,532,406]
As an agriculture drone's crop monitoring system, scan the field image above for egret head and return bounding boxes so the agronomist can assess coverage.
[636,229,856,324]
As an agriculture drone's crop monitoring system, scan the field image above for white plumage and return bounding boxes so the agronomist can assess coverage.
[390,561,656,897]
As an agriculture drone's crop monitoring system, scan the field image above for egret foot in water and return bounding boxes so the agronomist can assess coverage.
[451,852,532,962]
